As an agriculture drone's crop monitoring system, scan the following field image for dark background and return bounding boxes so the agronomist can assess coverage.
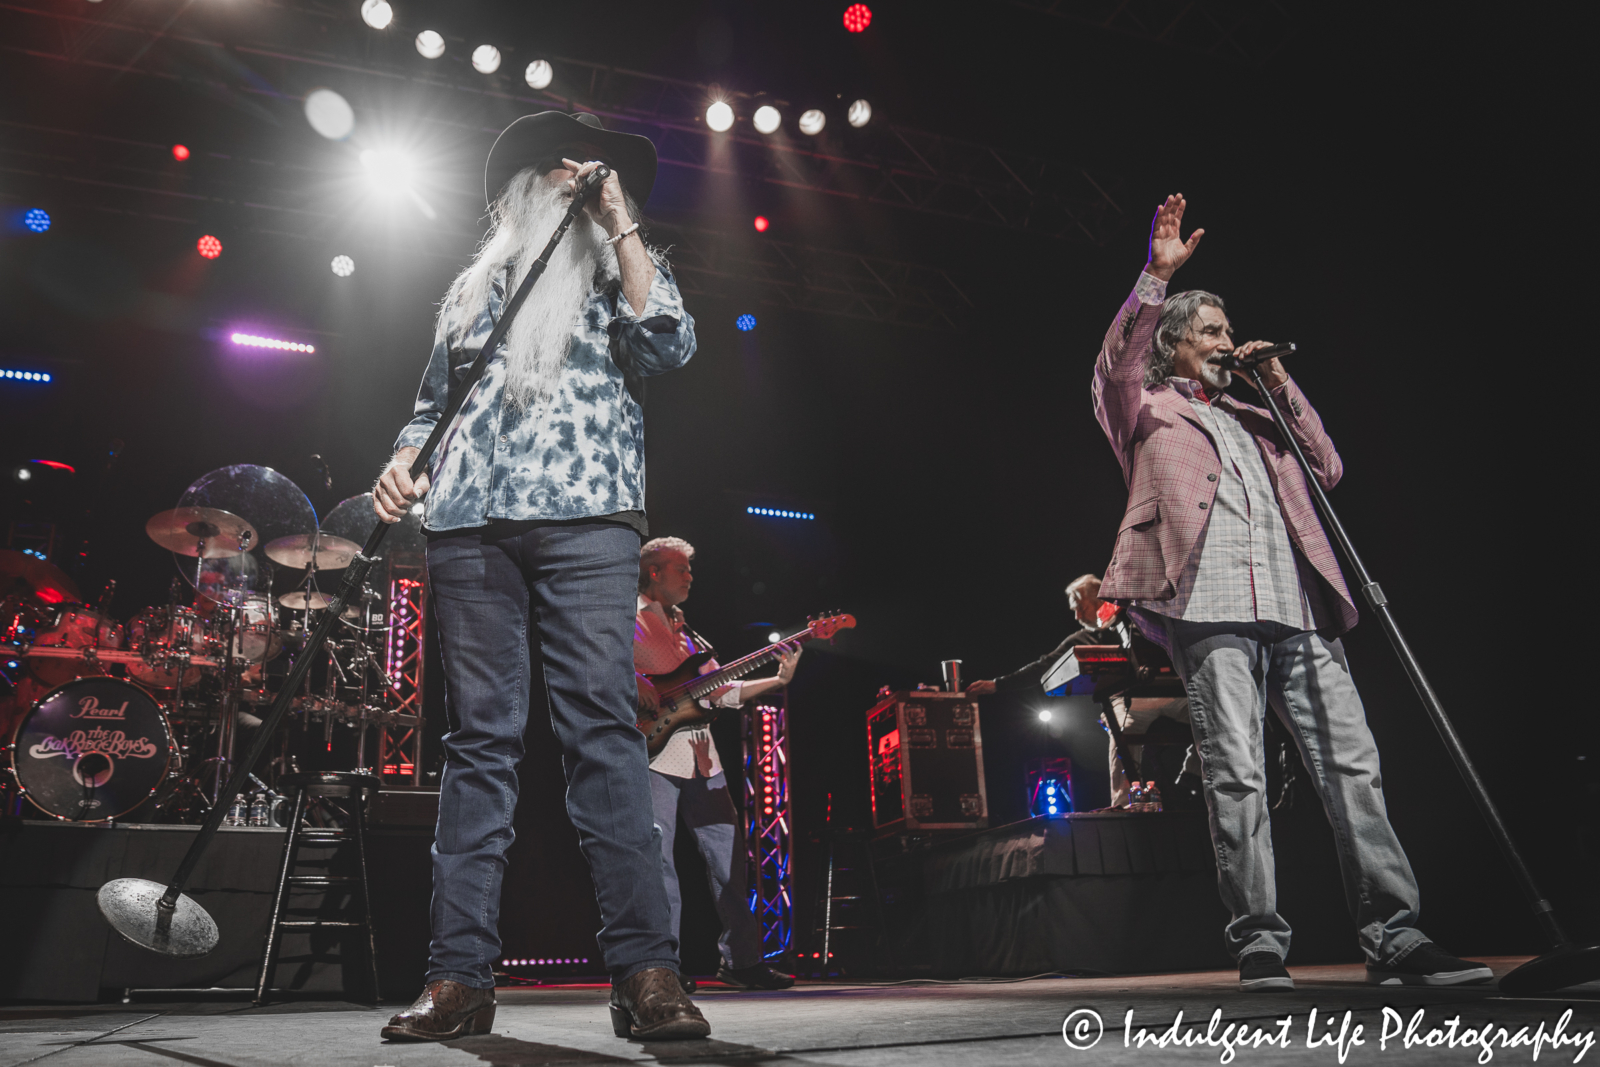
[2,0,1591,973]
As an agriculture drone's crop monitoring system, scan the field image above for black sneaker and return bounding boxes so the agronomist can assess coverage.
[1366,942,1494,987]
[716,962,795,990]
[1239,951,1294,991]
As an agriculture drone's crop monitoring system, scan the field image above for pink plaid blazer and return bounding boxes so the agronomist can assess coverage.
[1091,282,1359,635]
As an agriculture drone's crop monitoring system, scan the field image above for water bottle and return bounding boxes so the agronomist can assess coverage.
[248,791,269,827]
[225,794,247,827]
[1127,780,1145,812]
[1145,781,1163,813]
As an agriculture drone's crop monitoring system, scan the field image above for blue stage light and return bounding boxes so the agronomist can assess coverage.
[2,369,53,382]
[747,506,814,520]
[24,209,50,233]
[736,314,757,331]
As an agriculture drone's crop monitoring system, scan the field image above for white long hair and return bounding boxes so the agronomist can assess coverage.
[437,168,620,412]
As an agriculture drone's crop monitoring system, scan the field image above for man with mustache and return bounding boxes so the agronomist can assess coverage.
[372,112,709,1041]
[1092,193,1492,992]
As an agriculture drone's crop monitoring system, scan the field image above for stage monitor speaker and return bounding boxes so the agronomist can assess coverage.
[867,690,988,835]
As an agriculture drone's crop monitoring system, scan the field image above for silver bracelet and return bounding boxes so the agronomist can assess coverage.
[605,222,640,247]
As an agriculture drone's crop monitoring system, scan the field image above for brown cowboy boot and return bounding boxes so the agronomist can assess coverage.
[381,979,497,1041]
[609,967,711,1039]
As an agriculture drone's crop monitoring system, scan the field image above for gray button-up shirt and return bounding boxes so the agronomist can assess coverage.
[1137,377,1317,629]
[395,264,696,532]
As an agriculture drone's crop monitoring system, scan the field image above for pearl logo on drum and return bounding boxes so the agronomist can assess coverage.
[70,695,130,720]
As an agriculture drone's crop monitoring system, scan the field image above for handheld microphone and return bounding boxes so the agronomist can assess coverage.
[573,164,610,201]
[1217,342,1296,371]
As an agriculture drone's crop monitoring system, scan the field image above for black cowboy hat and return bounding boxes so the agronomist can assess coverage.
[483,111,659,208]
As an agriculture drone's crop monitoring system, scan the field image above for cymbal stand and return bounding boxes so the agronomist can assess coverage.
[1245,364,1599,995]
[97,164,610,959]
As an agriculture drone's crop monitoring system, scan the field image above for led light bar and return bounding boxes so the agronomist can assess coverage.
[747,506,814,520]
[230,332,315,353]
[1,369,52,382]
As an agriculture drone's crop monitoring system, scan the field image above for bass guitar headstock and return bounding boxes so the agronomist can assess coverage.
[804,612,856,642]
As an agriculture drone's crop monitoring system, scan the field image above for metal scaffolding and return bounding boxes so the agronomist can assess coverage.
[743,696,793,962]
[380,573,426,786]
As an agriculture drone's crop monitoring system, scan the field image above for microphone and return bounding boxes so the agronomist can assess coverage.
[1217,342,1296,371]
[573,164,611,201]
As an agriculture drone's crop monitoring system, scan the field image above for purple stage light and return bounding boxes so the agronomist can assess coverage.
[24,209,50,233]
[230,332,315,353]
[736,314,757,331]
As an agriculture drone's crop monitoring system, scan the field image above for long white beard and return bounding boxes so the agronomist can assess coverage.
[438,173,619,412]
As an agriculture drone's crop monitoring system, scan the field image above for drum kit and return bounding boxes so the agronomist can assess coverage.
[2,464,427,824]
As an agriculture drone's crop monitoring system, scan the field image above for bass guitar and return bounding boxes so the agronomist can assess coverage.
[636,612,855,757]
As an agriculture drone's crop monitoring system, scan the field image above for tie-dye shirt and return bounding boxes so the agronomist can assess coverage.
[395,263,696,532]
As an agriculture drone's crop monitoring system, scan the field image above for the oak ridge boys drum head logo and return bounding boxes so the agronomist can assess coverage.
[14,678,172,820]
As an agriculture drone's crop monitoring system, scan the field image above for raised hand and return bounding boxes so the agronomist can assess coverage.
[562,157,630,234]
[1146,193,1204,282]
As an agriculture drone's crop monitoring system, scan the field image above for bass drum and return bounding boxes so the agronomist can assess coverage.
[9,678,173,821]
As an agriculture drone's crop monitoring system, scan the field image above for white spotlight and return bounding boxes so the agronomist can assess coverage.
[415,30,445,59]
[359,148,414,193]
[303,88,355,140]
[798,108,826,136]
[1037,709,1053,723]
[848,98,872,128]
[705,100,734,132]
[330,255,355,277]
[524,59,553,89]
[752,105,781,135]
[359,0,393,30]
[767,631,781,644]
[471,45,502,74]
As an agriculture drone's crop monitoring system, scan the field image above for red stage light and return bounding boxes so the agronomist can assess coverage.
[842,3,871,32]
[197,235,222,259]
[753,215,770,233]
[172,144,190,161]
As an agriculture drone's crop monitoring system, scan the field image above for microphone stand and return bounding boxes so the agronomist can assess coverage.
[1244,364,1597,996]
[96,167,612,959]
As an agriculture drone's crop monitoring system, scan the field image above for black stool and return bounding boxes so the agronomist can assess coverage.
[254,771,381,1004]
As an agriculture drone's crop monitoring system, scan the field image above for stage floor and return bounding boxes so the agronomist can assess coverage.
[3,959,1597,1067]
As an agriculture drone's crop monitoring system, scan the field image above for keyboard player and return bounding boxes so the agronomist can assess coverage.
[967,574,1199,807]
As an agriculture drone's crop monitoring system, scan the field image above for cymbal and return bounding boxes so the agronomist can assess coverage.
[264,533,360,571]
[146,508,255,558]
[278,590,332,611]
[0,549,82,605]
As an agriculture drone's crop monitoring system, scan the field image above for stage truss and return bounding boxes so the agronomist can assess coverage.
[380,571,426,786]
[743,694,793,961]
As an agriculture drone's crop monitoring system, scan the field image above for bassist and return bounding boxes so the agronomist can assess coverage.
[634,536,799,990]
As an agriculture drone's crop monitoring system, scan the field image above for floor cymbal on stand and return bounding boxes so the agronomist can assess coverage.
[146,508,255,558]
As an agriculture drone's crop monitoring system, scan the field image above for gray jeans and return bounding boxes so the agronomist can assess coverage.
[649,770,764,970]
[1161,618,1427,965]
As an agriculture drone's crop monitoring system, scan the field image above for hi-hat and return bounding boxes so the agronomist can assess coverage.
[264,533,359,571]
[278,590,333,611]
[146,508,255,557]
[97,878,218,959]
[0,548,82,604]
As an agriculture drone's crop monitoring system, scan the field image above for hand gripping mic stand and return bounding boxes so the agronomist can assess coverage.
[1243,362,1598,996]
[97,166,613,959]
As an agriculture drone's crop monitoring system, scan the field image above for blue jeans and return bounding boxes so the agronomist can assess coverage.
[1161,618,1426,966]
[649,770,764,970]
[424,520,678,989]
